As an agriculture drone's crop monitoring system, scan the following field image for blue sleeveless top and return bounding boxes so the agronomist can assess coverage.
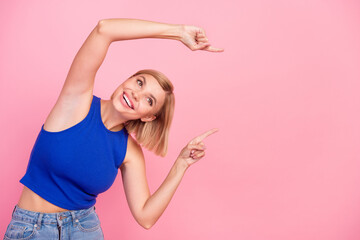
[20,95,128,210]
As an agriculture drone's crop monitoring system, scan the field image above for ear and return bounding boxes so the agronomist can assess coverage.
[140,115,156,122]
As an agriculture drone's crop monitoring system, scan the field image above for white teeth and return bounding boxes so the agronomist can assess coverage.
[123,93,133,109]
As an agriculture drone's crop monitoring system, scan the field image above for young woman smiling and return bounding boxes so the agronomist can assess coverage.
[4,18,223,239]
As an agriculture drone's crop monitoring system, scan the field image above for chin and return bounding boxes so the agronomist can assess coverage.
[111,96,124,112]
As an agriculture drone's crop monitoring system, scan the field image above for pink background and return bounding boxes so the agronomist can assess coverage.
[1,0,360,239]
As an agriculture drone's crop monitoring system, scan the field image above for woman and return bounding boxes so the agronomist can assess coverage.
[3,18,223,239]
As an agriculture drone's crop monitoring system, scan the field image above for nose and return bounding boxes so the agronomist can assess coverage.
[132,90,140,102]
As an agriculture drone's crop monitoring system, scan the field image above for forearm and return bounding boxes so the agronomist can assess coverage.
[140,158,188,228]
[98,18,183,42]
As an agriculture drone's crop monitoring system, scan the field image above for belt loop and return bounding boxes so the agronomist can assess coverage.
[36,213,43,230]
[12,205,17,217]
[70,211,77,226]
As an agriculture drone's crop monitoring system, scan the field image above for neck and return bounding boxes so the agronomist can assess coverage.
[100,99,126,132]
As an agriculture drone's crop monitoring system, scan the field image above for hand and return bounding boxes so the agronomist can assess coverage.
[177,128,219,168]
[180,25,224,52]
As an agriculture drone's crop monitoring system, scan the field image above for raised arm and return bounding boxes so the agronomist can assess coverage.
[46,18,222,132]
[63,18,222,96]
[70,18,181,92]
[62,19,181,97]
[97,18,223,51]
[57,18,221,101]
[43,22,111,132]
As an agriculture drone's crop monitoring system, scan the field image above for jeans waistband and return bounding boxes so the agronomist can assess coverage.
[11,205,96,227]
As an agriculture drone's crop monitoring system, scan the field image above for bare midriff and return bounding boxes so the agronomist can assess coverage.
[17,186,70,213]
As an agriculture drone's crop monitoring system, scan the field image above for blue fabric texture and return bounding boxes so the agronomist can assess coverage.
[20,95,128,210]
[3,205,104,240]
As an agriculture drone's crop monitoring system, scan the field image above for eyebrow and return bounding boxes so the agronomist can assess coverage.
[139,75,157,106]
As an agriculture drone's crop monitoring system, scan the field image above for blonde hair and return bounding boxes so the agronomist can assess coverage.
[124,69,175,157]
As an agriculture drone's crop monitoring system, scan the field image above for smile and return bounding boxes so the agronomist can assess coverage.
[123,93,134,109]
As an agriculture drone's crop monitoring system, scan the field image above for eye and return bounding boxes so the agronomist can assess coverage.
[147,97,153,106]
[137,79,143,87]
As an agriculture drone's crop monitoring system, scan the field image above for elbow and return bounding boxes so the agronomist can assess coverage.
[136,217,156,230]
[95,19,113,42]
[96,19,108,36]
[96,20,105,33]
[133,208,160,230]
[141,223,153,230]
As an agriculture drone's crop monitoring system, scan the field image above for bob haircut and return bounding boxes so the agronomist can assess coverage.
[123,69,175,157]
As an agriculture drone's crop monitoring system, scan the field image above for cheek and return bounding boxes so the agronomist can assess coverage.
[139,101,155,114]
[112,87,122,98]
[142,103,153,114]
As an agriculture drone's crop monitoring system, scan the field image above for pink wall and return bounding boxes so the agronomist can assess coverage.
[1,0,360,239]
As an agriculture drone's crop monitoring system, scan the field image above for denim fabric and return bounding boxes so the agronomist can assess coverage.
[3,205,104,240]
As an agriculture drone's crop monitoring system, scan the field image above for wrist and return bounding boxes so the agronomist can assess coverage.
[158,24,184,41]
[174,157,190,172]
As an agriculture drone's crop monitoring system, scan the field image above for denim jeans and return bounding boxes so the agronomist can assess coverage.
[3,205,104,240]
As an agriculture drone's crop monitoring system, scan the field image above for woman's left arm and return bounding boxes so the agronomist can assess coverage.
[120,129,218,229]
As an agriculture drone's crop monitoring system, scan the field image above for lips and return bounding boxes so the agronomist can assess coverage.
[122,92,134,109]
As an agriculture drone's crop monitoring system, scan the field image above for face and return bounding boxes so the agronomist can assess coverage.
[111,74,166,122]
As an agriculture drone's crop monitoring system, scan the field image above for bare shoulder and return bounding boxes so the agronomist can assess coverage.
[43,91,93,132]
[122,134,145,166]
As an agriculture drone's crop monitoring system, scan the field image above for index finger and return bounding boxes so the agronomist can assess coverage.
[204,46,224,52]
[193,128,219,143]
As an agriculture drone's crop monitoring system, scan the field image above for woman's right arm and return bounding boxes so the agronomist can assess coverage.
[62,19,182,97]
[45,19,222,132]
[62,18,222,97]
[97,18,223,51]
[43,22,110,132]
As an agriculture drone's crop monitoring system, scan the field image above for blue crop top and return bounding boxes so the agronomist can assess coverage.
[20,95,128,210]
